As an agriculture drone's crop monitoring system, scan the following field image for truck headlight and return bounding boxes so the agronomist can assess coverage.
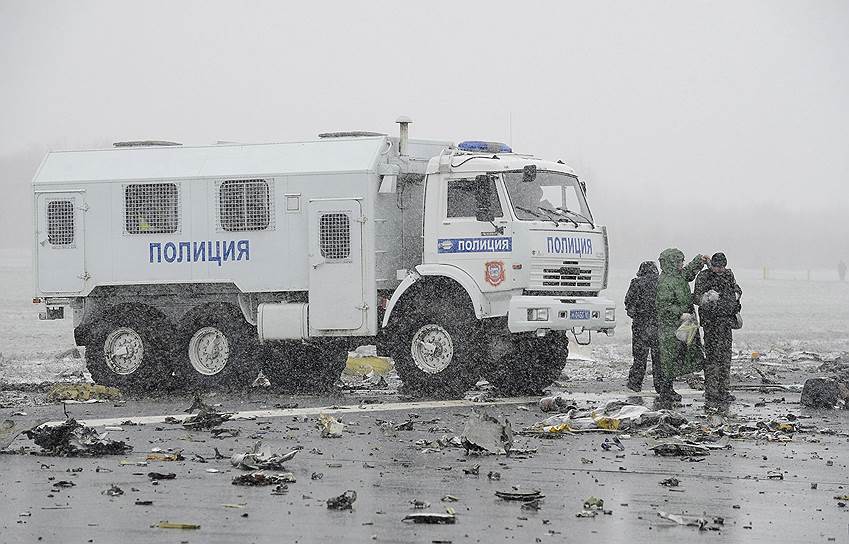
[605,308,616,322]
[527,308,549,321]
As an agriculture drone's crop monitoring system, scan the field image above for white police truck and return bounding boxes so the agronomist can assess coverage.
[32,119,616,396]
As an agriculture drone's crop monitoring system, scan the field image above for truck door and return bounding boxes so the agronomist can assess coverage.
[437,177,513,291]
[307,199,365,331]
[35,191,86,293]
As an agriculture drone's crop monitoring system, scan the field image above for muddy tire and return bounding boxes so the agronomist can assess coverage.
[176,306,260,390]
[262,341,348,393]
[388,295,483,399]
[485,334,569,396]
[86,310,175,394]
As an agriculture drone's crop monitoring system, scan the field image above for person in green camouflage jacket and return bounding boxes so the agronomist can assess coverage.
[655,248,708,402]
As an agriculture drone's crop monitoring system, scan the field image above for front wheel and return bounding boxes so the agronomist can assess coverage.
[389,300,483,399]
[484,334,570,396]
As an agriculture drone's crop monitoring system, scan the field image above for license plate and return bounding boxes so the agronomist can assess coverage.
[569,310,591,320]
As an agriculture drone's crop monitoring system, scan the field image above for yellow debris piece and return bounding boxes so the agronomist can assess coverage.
[47,384,122,402]
[343,356,393,376]
[153,521,201,530]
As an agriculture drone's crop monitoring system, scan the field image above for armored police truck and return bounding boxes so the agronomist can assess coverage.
[32,118,616,396]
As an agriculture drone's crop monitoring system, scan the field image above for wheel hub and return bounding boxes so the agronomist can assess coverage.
[188,326,230,376]
[410,324,454,374]
[104,327,144,375]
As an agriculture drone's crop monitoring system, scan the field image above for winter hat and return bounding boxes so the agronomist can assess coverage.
[711,252,727,267]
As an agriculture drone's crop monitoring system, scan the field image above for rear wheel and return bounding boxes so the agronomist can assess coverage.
[263,340,348,393]
[86,310,175,393]
[388,293,483,398]
[176,306,260,390]
[484,334,569,396]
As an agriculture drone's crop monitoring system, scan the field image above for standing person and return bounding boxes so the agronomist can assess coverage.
[624,261,660,392]
[656,249,707,403]
[694,252,742,405]
[839,260,847,282]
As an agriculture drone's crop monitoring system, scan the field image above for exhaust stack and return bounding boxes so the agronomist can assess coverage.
[396,116,412,156]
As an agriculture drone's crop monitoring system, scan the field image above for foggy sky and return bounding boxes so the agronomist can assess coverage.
[2,0,847,269]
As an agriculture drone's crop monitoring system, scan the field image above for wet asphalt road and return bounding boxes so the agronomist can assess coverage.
[2,387,849,544]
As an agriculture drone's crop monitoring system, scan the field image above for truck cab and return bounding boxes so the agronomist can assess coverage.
[382,140,616,397]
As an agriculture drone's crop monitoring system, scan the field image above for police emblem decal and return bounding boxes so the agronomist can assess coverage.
[485,261,505,287]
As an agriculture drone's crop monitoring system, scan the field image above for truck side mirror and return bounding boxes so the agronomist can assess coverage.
[474,174,495,223]
[522,164,537,183]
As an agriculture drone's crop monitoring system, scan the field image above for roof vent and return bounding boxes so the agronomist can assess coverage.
[318,131,385,139]
[113,140,182,148]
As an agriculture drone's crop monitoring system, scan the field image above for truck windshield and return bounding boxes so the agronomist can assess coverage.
[502,171,593,223]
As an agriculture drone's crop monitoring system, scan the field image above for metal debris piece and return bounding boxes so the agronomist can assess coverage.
[231,441,297,471]
[402,513,456,524]
[103,484,124,496]
[24,418,132,457]
[183,409,231,430]
[317,414,344,438]
[147,472,176,480]
[649,442,710,457]
[657,511,712,529]
[461,410,513,455]
[600,437,625,451]
[232,472,296,486]
[659,477,680,487]
[487,471,501,481]
[153,521,200,530]
[583,497,604,510]
[495,489,544,502]
[410,499,430,509]
[522,499,543,511]
[462,464,480,475]
[326,490,357,510]
[146,452,184,462]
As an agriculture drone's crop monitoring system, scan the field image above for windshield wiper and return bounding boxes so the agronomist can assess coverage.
[515,205,559,226]
[557,207,595,229]
[540,206,578,228]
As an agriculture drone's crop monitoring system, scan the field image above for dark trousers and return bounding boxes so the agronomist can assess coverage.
[703,322,733,400]
[628,322,663,392]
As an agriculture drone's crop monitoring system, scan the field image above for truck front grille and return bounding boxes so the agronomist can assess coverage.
[529,258,604,292]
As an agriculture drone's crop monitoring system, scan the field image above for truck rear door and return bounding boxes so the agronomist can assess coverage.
[35,191,86,293]
[307,199,365,331]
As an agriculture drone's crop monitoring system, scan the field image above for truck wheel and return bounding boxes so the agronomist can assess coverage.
[389,300,483,398]
[86,313,174,393]
[262,341,348,393]
[177,313,260,390]
[485,335,569,396]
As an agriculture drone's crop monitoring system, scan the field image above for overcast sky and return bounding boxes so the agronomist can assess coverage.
[1,0,847,268]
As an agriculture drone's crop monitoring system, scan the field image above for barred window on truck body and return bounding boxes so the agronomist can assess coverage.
[47,200,74,245]
[219,179,271,231]
[319,213,351,260]
[125,183,179,234]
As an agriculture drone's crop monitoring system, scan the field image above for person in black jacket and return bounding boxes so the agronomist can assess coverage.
[624,261,661,392]
[693,252,742,405]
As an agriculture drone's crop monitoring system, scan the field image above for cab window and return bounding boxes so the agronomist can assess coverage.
[446,179,503,219]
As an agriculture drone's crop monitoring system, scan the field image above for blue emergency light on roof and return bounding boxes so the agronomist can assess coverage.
[457,141,512,153]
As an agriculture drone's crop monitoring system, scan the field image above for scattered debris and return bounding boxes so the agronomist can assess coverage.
[102,484,124,496]
[487,471,501,481]
[461,410,513,455]
[402,513,456,524]
[659,477,680,487]
[326,490,357,510]
[410,499,430,509]
[232,472,296,486]
[146,452,184,462]
[600,436,625,451]
[24,419,132,456]
[538,394,574,412]
[47,384,122,403]
[251,370,271,388]
[462,464,480,475]
[231,441,297,471]
[317,414,344,438]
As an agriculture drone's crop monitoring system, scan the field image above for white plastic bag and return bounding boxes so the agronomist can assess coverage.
[675,313,699,344]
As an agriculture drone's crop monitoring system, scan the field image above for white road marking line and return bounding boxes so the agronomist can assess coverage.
[45,397,541,428]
